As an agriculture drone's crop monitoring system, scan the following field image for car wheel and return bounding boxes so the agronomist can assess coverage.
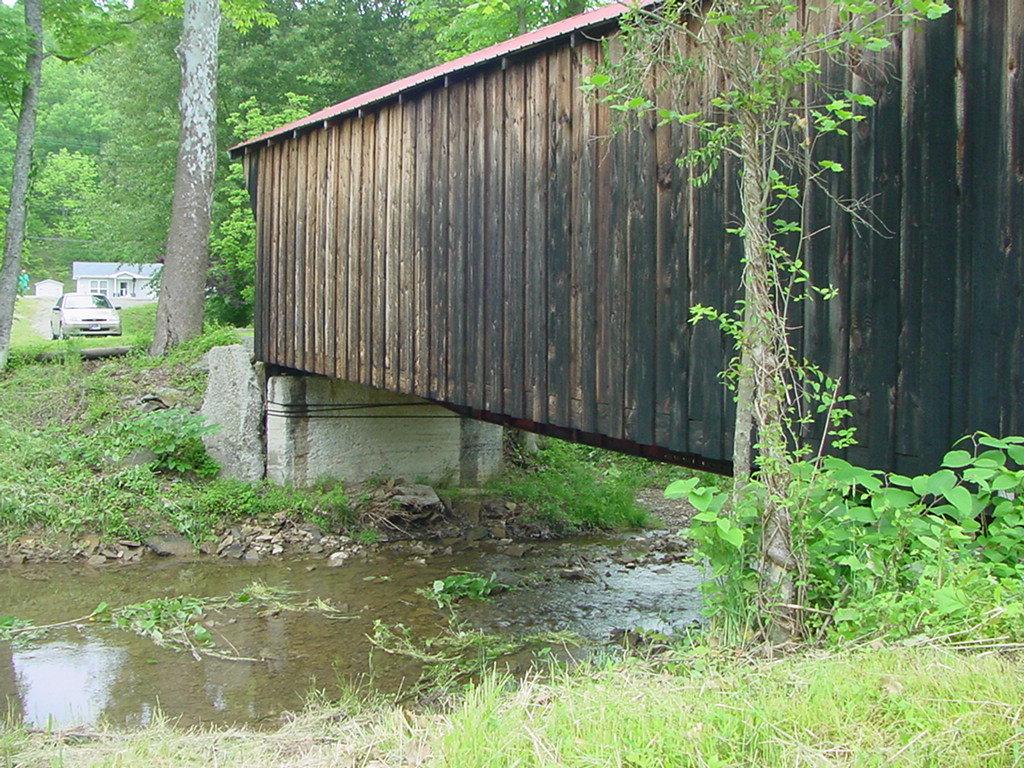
[57,325,66,340]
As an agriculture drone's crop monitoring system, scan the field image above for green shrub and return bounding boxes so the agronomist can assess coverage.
[667,433,1024,643]
[493,439,651,532]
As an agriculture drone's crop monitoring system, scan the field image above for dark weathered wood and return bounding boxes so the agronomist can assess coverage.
[484,67,506,414]
[398,98,416,395]
[570,41,598,434]
[429,88,449,401]
[413,95,432,394]
[372,107,389,389]
[503,62,527,417]
[524,54,549,424]
[244,1,1022,476]
[448,81,469,404]
[896,15,958,474]
[466,72,487,410]
[332,121,351,380]
[546,45,573,429]
[845,39,902,470]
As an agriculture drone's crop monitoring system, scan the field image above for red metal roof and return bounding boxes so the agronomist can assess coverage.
[229,2,631,156]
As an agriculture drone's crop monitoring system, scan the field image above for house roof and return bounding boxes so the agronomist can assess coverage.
[229,1,633,157]
[72,262,161,280]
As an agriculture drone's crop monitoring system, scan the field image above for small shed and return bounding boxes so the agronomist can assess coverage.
[33,279,64,299]
[71,262,160,299]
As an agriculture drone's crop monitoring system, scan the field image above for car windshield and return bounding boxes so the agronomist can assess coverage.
[64,295,113,309]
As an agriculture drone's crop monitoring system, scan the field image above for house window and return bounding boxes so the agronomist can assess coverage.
[90,280,109,296]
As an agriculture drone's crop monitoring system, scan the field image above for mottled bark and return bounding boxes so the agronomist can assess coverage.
[0,0,43,370]
[739,119,799,642]
[150,0,221,356]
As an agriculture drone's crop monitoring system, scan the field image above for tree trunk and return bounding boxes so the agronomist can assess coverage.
[738,118,800,642]
[0,0,43,370]
[150,0,220,356]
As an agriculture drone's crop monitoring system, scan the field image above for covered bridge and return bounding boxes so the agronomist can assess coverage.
[230,0,1023,477]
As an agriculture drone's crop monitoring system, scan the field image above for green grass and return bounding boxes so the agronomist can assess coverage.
[488,439,662,532]
[0,310,352,547]
[2,645,1021,766]
[440,646,1024,767]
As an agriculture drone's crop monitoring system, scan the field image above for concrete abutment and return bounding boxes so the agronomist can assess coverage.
[264,374,502,487]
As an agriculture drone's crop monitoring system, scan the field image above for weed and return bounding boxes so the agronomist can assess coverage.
[667,432,1024,644]
[422,571,505,608]
[490,438,654,532]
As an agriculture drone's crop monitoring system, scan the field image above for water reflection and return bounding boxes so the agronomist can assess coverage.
[0,536,701,728]
[12,637,124,727]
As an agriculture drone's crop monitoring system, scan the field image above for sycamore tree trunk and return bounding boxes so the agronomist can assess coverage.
[738,117,800,641]
[0,0,43,370]
[150,0,220,355]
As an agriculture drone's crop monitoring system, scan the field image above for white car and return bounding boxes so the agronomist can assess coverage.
[50,293,122,339]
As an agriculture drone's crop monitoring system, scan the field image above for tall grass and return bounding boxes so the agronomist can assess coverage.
[3,646,1021,767]
[489,440,659,532]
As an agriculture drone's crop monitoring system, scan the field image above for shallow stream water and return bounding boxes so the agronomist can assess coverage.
[1,534,701,729]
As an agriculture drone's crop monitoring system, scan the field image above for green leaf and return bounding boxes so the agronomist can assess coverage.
[941,485,974,519]
[934,586,968,616]
[991,472,1022,492]
[664,477,700,499]
[941,449,973,468]
[926,469,957,496]
[716,520,745,549]
[881,487,919,509]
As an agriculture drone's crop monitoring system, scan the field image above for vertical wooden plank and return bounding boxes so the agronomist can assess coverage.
[465,75,486,410]
[963,0,1011,441]
[1007,0,1024,437]
[687,135,728,460]
[268,144,282,366]
[845,42,902,471]
[372,108,389,389]
[603,41,628,441]
[798,55,844,453]
[430,88,450,401]
[625,93,657,446]
[546,45,573,429]
[414,95,432,395]
[593,50,614,438]
[333,122,352,381]
[360,113,377,386]
[313,128,328,374]
[503,62,527,419]
[290,136,305,371]
[385,104,403,392]
[301,132,316,372]
[347,116,364,383]
[525,53,549,424]
[448,81,469,404]
[251,151,266,362]
[320,127,334,376]
[896,13,958,474]
[399,99,417,395]
[654,77,691,452]
[484,68,506,414]
[570,42,598,434]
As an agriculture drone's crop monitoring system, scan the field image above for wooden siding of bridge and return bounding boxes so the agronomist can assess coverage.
[242,2,1023,475]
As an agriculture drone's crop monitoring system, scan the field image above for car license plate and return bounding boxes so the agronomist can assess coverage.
[88,325,102,331]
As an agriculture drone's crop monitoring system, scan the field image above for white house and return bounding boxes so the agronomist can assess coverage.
[71,262,161,299]
[33,279,65,299]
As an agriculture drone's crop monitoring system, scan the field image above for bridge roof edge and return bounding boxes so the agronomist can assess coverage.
[228,1,638,157]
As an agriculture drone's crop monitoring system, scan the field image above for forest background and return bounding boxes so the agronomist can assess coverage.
[0,0,583,326]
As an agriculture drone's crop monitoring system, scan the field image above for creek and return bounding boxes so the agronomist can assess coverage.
[0,533,701,729]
